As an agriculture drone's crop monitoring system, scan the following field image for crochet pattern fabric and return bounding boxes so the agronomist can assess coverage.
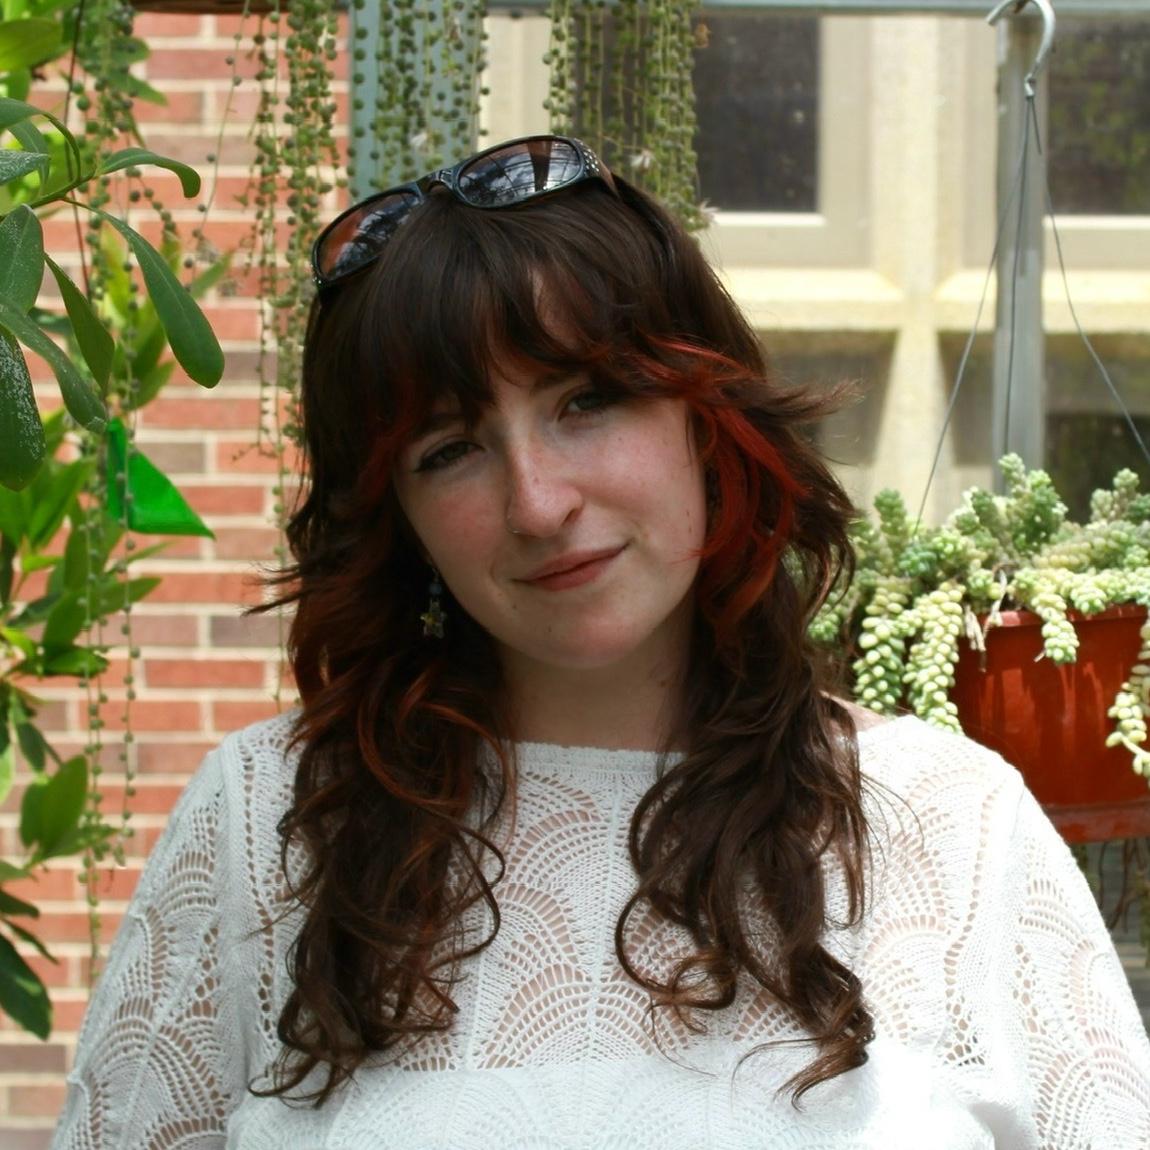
[53,713,1150,1148]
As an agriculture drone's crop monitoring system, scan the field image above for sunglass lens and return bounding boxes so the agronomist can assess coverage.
[317,190,422,281]
[457,138,583,208]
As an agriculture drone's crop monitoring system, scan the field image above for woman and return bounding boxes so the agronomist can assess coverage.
[55,136,1150,1148]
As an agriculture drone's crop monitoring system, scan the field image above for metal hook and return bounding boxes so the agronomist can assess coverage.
[987,0,1057,99]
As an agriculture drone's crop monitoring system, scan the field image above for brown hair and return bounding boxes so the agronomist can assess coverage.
[267,175,872,1103]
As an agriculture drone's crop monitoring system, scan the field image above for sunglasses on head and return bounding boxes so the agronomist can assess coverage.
[311,135,617,290]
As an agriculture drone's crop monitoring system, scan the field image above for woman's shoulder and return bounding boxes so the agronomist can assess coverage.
[854,709,1025,806]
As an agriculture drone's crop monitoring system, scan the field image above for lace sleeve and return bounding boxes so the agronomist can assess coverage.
[1007,785,1150,1146]
[51,748,247,1150]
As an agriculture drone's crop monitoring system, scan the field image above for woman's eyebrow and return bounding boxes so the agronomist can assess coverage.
[411,406,466,439]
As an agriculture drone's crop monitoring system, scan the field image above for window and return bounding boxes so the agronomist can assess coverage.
[693,15,819,212]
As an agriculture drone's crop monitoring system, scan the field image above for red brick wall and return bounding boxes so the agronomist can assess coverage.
[0,12,346,1144]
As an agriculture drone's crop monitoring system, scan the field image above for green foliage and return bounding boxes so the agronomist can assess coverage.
[812,456,1150,770]
[0,94,224,490]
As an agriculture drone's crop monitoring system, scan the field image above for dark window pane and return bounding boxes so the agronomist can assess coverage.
[1048,20,1150,215]
[693,15,819,212]
[939,333,1150,522]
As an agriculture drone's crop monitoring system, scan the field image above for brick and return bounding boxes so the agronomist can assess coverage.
[9,1082,67,1118]
[134,741,216,775]
[209,612,284,649]
[212,527,282,561]
[143,570,258,606]
[0,1128,53,1150]
[131,90,204,124]
[144,657,266,690]
[134,440,207,475]
[33,913,122,946]
[0,1044,68,1075]
[99,782,188,816]
[181,486,270,518]
[93,698,201,734]
[88,865,144,903]
[139,395,262,432]
[214,439,301,475]
[3,870,77,903]
[212,699,281,732]
[122,614,200,647]
[133,12,210,38]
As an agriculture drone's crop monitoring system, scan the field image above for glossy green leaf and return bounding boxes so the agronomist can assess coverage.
[0,890,38,920]
[0,206,45,312]
[15,720,48,773]
[0,537,13,606]
[34,754,86,856]
[106,418,213,538]
[0,149,48,184]
[0,628,35,658]
[95,148,201,198]
[0,297,106,433]
[0,97,38,134]
[27,457,91,551]
[0,328,44,491]
[0,19,61,73]
[39,592,86,651]
[0,933,50,1038]
[45,257,112,390]
[19,774,44,847]
[0,485,24,543]
[0,741,13,808]
[41,647,106,677]
[5,920,54,963]
[0,862,26,884]
[92,211,224,389]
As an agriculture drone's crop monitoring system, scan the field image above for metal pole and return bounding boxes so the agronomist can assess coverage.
[990,10,1049,485]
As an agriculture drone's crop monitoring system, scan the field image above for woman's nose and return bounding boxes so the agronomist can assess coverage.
[503,441,583,538]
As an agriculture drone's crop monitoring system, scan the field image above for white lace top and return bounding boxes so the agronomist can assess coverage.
[53,712,1150,1149]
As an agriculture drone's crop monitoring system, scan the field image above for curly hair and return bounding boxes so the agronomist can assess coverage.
[265,174,872,1104]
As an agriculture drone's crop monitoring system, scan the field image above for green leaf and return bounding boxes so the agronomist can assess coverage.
[0,205,45,312]
[0,536,13,605]
[90,211,224,389]
[32,754,86,856]
[106,418,213,537]
[5,919,55,963]
[0,19,61,73]
[39,592,86,651]
[0,97,39,134]
[0,485,25,543]
[19,775,43,847]
[44,257,112,390]
[94,147,201,198]
[41,647,106,676]
[0,890,38,919]
[0,863,27,884]
[0,932,50,1038]
[0,149,49,184]
[27,457,91,551]
[0,741,13,807]
[0,328,44,491]
[0,628,35,658]
[0,297,106,432]
[15,720,48,772]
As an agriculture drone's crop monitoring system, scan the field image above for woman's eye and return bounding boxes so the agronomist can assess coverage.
[416,440,474,472]
[566,388,613,415]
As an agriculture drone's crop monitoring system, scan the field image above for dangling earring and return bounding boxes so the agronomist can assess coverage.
[420,567,447,638]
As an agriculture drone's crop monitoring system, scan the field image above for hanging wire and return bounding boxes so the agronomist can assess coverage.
[919,12,1150,526]
[915,100,1030,524]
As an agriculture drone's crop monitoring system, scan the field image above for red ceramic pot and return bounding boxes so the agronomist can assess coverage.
[950,604,1150,843]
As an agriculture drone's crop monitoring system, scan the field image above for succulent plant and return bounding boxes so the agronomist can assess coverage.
[812,455,1150,777]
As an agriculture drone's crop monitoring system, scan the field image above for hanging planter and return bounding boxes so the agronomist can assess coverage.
[951,605,1150,843]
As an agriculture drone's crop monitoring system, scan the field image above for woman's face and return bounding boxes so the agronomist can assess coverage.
[392,359,707,686]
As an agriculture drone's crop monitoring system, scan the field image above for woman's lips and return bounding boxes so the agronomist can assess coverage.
[518,547,624,591]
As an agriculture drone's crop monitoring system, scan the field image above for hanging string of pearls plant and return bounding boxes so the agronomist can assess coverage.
[546,0,703,229]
